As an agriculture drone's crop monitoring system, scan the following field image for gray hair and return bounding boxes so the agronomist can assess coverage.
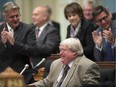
[60,38,83,55]
[83,0,95,9]
[2,1,20,16]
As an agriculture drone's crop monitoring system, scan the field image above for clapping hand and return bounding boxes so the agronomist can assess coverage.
[92,30,102,48]
[103,28,115,44]
[1,28,15,45]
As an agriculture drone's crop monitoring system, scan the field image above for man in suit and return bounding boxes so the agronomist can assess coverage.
[64,2,95,61]
[92,6,116,61]
[83,1,98,30]
[31,6,60,68]
[0,2,36,84]
[29,38,100,87]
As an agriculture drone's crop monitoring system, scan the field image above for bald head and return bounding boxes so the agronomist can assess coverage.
[32,6,50,27]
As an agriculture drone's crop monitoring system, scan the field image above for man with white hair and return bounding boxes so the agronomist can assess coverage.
[29,38,100,87]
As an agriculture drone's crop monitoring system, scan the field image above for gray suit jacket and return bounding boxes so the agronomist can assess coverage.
[94,20,116,61]
[31,55,100,87]
[31,24,60,67]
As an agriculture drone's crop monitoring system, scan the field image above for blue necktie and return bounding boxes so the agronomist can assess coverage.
[105,41,114,61]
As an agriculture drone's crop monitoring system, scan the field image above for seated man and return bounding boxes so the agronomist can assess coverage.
[29,38,100,87]
[92,6,116,61]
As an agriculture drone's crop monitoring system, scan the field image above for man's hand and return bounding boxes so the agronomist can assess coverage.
[103,28,115,45]
[1,28,8,44]
[92,30,102,48]
[1,27,15,45]
[6,32,15,45]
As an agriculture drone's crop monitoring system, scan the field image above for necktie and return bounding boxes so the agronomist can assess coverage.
[56,65,69,87]
[105,41,114,61]
[35,28,40,38]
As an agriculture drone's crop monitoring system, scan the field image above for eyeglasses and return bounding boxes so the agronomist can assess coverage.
[8,14,21,19]
[59,48,74,53]
[96,15,109,23]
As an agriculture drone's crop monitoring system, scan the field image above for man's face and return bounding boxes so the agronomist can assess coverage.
[32,7,47,27]
[67,13,81,28]
[83,4,93,20]
[59,45,76,65]
[95,12,111,30]
[4,9,20,29]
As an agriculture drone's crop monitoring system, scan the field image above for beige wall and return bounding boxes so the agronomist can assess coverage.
[14,0,97,40]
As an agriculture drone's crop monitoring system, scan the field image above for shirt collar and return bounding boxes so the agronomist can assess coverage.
[6,23,13,32]
[38,22,49,31]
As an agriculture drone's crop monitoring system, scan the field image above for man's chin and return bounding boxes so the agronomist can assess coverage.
[61,58,68,65]
[61,58,65,63]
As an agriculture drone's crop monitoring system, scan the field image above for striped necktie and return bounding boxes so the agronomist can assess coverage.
[35,28,40,38]
[56,65,69,87]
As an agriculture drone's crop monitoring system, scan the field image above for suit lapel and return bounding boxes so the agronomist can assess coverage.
[53,62,64,87]
[63,57,81,87]
[14,23,22,40]
[36,24,48,41]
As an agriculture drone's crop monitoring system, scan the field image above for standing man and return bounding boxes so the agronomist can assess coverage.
[83,1,94,21]
[83,1,98,30]
[0,2,36,84]
[29,38,100,87]
[31,6,60,68]
[92,6,116,61]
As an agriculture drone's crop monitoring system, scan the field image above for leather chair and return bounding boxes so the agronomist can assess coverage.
[43,54,60,78]
[97,62,116,87]
[43,59,54,78]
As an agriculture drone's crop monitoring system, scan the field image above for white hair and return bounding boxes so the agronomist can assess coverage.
[60,38,83,55]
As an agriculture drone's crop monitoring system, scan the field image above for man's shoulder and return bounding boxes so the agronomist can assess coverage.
[18,22,34,30]
[78,56,97,67]
[45,24,58,32]
[19,22,33,29]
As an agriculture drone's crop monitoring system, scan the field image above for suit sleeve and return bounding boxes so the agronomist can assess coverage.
[34,28,60,56]
[28,60,57,87]
[12,25,37,57]
[81,62,100,85]
[94,46,104,61]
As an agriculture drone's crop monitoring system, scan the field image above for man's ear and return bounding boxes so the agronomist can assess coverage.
[73,52,77,56]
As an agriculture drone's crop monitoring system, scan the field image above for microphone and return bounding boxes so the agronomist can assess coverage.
[33,58,46,69]
[20,64,29,75]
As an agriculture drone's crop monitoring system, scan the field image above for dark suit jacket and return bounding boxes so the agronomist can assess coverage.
[0,22,36,84]
[30,24,60,67]
[112,12,116,20]
[66,19,95,60]
[49,20,61,41]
